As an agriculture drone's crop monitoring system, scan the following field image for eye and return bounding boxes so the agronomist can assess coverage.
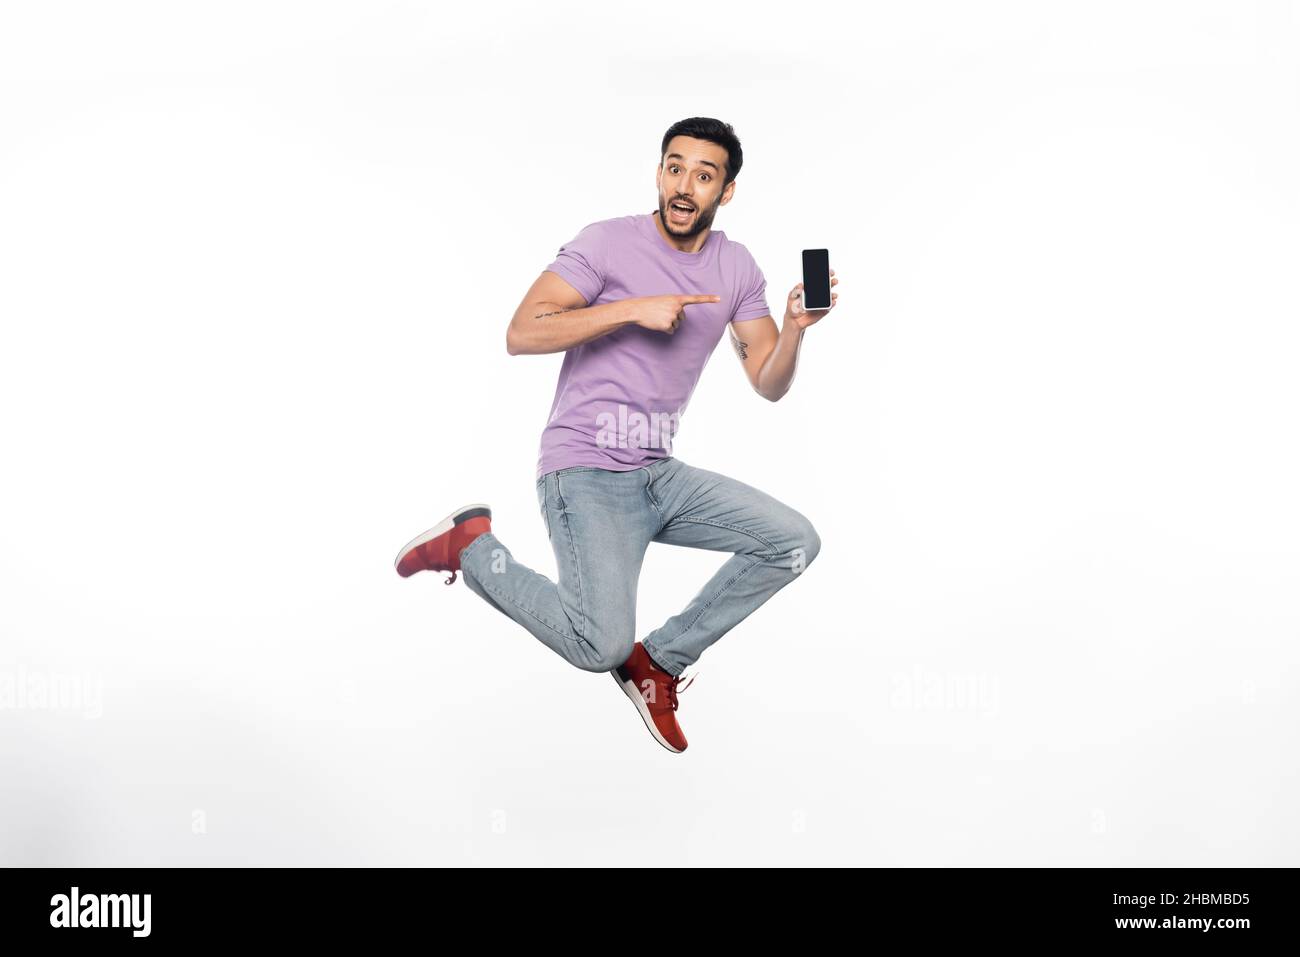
[700,174,710,181]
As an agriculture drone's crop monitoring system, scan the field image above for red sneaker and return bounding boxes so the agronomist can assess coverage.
[394,504,492,583]
[611,643,696,754]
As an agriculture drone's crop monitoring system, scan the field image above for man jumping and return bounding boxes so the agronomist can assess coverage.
[394,117,839,753]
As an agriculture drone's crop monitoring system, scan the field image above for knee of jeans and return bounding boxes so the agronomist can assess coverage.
[573,627,635,673]
[783,514,821,569]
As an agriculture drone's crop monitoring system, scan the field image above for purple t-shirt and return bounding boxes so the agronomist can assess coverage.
[536,210,771,478]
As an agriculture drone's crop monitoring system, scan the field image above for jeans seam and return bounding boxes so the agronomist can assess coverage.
[643,468,665,529]
[462,533,584,644]
[664,516,781,558]
[640,639,680,676]
[459,532,494,562]
[536,476,551,538]
[555,471,587,640]
[649,556,765,667]
[475,574,584,644]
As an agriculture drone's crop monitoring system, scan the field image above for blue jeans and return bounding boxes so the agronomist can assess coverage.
[457,457,820,676]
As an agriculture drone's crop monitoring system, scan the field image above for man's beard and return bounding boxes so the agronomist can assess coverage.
[658,196,715,238]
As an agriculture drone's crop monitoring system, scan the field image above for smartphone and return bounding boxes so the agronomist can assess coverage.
[801,248,832,310]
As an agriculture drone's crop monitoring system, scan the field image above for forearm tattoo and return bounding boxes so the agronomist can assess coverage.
[730,330,749,361]
[534,307,572,319]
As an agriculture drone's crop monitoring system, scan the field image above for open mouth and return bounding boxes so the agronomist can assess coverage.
[668,202,695,222]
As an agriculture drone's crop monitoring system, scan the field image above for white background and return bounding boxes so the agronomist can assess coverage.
[1,0,1297,866]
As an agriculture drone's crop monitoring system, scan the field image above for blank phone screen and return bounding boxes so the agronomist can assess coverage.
[802,249,831,310]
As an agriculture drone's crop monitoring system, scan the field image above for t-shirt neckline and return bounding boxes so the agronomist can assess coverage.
[641,210,719,266]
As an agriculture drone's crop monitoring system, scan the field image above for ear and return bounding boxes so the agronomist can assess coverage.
[719,179,737,206]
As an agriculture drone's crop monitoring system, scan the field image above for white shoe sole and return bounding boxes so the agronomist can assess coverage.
[611,669,684,754]
[394,503,492,570]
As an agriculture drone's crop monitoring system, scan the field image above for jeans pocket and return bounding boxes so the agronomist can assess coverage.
[536,476,551,538]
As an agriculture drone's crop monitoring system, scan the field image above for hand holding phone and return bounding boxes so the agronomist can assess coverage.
[789,249,838,328]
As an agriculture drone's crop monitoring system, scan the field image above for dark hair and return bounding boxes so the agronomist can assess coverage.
[660,117,743,187]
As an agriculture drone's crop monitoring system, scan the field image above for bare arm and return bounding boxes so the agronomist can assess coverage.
[506,270,722,356]
[505,271,634,355]
[729,269,840,401]
[729,316,805,402]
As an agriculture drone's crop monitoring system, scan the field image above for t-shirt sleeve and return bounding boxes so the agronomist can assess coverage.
[543,222,606,305]
[731,249,772,324]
